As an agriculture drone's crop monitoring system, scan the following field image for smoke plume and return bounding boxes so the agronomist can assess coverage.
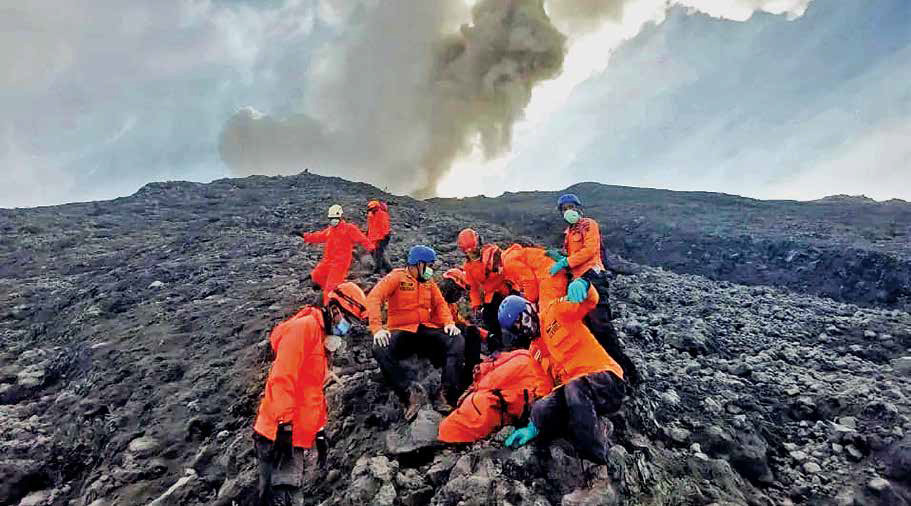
[219,0,815,197]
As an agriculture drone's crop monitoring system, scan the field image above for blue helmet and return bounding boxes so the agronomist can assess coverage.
[407,245,437,266]
[498,295,531,330]
[557,193,582,211]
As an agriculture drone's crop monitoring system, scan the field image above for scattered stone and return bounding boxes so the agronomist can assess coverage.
[149,280,165,288]
[867,477,890,493]
[803,462,822,474]
[385,408,442,455]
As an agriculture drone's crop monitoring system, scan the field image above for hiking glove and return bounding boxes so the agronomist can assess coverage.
[505,422,539,448]
[315,429,329,468]
[545,248,566,262]
[373,329,391,347]
[549,258,570,276]
[272,423,293,463]
[566,278,590,303]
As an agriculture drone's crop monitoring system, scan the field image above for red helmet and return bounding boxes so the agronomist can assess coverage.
[443,268,469,290]
[481,245,502,274]
[457,228,480,253]
[326,282,368,321]
[367,200,381,211]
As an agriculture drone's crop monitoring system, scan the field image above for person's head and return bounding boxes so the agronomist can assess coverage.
[556,194,583,225]
[367,200,381,214]
[482,244,503,275]
[498,295,540,341]
[440,268,468,304]
[406,245,437,282]
[324,282,368,339]
[328,204,344,226]
[457,228,482,260]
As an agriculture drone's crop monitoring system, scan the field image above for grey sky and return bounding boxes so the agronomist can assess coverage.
[1,0,907,207]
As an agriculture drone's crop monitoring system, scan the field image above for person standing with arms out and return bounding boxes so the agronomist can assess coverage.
[298,204,373,305]
[366,200,392,274]
[457,228,510,351]
[549,194,639,386]
[252,282,369,505]
[369,246,464,419]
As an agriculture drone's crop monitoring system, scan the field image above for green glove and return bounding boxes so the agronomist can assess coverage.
[566,278,589,303]
[505,422,539,448]
[545,249,566,262]
[549,258,569,277]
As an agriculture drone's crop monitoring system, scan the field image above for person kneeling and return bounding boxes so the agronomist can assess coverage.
[497,293,627,465]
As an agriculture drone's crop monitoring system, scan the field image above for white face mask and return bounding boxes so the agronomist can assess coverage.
[563,209,581,225]
[329,218,340,226]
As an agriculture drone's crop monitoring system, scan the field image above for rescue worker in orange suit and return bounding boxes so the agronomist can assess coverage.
[457,229,511,351]
[368,246,464,420]
[497,292,627,464]
[366,200,392,274]
[252,282,369,505]
[437,268,488,386]
[549,194,639,386]
[298,204,373,305]
[438,343,553,443]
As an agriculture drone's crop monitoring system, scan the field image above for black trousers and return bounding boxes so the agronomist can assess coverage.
[481,292,507,353]
[372,325,466,404]
[459,324,484,387]
[531,371,626,465]
[372,236,392,274]
[581,270,640,386]
[253,433,309,506]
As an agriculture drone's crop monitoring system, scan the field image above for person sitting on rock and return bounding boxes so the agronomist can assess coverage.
[549,194,639,385]
[252,282,369,506]
[437,343,555,444]
[457,228,511,351]
[366,200,392,274]
[437,268,489,386]
[298,204,374,305]
[497,293,627,465]
[368,245,464,420]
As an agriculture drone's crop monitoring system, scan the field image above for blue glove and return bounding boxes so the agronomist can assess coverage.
[505,422,539,448]
[545,249,566,262]
[549,258,569,277]
[566,278,590,303]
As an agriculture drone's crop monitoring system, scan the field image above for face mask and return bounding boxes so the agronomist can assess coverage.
[332,317,351,336]
[419,266,434,282]
[329,218,340,226]
[325,334,343,353]
[563,209,581,225]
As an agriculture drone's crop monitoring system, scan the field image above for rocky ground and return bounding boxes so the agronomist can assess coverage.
[431,183,911,311]
[1,173,909,505]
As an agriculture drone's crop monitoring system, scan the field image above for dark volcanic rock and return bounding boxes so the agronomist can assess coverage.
[0,173,909,505]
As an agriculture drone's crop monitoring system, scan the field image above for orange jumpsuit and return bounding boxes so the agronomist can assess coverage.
[366,204,391,246]
[366,268,453,333]
[463,244,510,310]
[253,307,328,448]
[303,220,373,303]
[563,217,605,278]
[438,348,554,443]
[500,244,569,306]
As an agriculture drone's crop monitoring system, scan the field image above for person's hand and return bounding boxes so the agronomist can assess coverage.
[549,258,569,276]
[566,278,590,303]
[272,422,293,463]
[545,249,566,262]
[373,329,391,347]
[505,422,539,448]
[444,323,461,336]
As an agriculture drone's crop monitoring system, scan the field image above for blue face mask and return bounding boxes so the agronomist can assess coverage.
[333,317,351,336]
[563,209,581,225]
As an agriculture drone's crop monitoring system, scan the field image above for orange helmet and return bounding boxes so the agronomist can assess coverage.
[367,200,381,211]
[443,268,469,290]
[326,282,368,321]
[482,245,502,274]
[457,228,480,253]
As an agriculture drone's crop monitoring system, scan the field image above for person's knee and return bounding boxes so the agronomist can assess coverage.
[447,333,465,357]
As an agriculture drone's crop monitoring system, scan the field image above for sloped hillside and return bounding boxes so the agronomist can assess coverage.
[1,173,909,506]
[432,183,911,311]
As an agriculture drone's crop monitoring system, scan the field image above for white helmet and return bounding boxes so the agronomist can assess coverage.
[327,204,343,219]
